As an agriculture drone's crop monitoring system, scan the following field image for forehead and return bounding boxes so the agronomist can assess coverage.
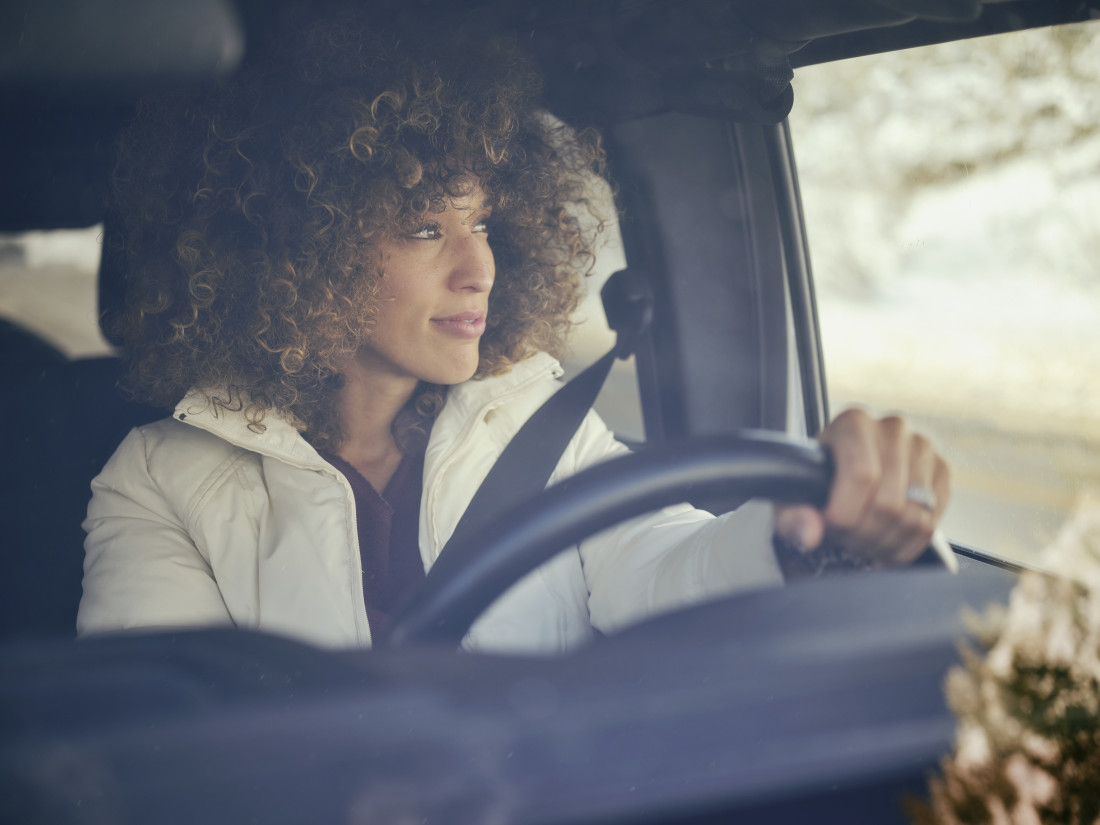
[416,175,492,220]
[440,174,489,206]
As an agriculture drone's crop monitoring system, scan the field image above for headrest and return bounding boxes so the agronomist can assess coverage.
[97,210,127,348]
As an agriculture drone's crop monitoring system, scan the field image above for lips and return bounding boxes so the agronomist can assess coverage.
[430,312,486,339]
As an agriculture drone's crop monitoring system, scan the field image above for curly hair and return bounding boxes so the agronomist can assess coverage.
[110,12,608,450]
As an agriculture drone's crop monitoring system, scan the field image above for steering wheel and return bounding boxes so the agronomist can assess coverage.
[383,431,833,648]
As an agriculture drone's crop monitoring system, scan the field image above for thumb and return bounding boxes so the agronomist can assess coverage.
[774,504,826,552]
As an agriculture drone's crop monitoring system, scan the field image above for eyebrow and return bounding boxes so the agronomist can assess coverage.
[460,199,493,223]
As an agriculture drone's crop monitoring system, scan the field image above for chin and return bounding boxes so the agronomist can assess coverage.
[425,358,480,386]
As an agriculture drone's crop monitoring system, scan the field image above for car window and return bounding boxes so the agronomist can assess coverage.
[0,226,112,358]
[790,22,1100,566]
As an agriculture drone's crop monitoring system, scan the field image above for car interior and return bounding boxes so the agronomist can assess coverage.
[2,1,1098,823]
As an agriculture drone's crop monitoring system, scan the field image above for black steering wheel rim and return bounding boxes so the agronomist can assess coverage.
[383,431,833,648]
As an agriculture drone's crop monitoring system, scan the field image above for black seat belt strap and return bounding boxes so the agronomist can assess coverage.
[432,268,653,567]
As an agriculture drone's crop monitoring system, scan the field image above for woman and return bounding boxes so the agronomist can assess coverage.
[79,15,949,654]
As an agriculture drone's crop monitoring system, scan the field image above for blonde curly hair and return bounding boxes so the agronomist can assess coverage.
[110,13,607,450]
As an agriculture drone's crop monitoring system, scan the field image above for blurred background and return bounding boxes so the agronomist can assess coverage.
[790,21,1100,564]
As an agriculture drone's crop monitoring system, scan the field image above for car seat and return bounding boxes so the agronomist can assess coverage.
[0,213,164,642]
[0,318,68,369]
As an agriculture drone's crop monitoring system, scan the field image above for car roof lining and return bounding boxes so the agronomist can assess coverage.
[1,0,1095,230]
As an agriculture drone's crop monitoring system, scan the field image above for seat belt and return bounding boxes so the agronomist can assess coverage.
[429,268,653,572]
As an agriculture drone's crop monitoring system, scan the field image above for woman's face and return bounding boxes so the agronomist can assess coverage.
[354,183,495,388]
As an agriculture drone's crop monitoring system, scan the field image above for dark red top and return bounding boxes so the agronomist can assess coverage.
[320,449,426,638]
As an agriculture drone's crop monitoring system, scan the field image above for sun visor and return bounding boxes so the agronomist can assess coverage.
[0,0,244,100]
[738,0,980,43]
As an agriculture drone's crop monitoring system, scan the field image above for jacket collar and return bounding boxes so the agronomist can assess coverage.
[173,390,325,470]
[440,351,562,423]
[172,352,564,467]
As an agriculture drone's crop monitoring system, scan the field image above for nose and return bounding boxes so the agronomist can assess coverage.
[449,232,494,294]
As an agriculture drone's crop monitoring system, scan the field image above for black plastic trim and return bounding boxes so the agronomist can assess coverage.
[790,0,1098,67]
[950,541,1038,576]
[767,120,830,434]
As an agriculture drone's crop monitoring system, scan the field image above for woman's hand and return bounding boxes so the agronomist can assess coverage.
[774,408,951,567]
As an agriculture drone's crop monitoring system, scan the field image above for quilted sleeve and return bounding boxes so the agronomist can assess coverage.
[78,427,234,636]
[564,412,784,633]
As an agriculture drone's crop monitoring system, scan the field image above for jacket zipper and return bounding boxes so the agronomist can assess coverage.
[340,472,372,647]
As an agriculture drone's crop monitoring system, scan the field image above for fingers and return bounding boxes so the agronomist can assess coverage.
[774,503,826,551]
[814,409,951,568]
[817,408,884,533]
[884,430,940,564]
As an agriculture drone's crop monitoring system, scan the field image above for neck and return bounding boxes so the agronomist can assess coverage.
[334,360,419,490]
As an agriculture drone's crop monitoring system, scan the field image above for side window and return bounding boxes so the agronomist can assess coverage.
[790,23,1100,565]
[0,226,111,359]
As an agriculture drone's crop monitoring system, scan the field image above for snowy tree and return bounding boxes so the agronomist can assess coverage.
[909,497,1100,824]
[791,22,1100,296]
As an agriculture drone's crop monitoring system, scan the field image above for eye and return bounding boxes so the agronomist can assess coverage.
[407,223,441,240]
[472,216,492,236]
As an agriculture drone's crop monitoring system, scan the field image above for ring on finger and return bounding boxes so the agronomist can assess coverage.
[906,485,937,512]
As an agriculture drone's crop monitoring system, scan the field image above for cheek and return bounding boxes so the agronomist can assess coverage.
[368,279,428,345]
[375,260,431,304]
[373,270,400,303]
[370,276,409,322]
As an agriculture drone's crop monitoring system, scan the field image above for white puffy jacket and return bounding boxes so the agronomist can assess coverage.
[79,352,783,654]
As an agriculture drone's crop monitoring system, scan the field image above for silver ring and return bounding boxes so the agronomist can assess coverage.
[906,485,937,511]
